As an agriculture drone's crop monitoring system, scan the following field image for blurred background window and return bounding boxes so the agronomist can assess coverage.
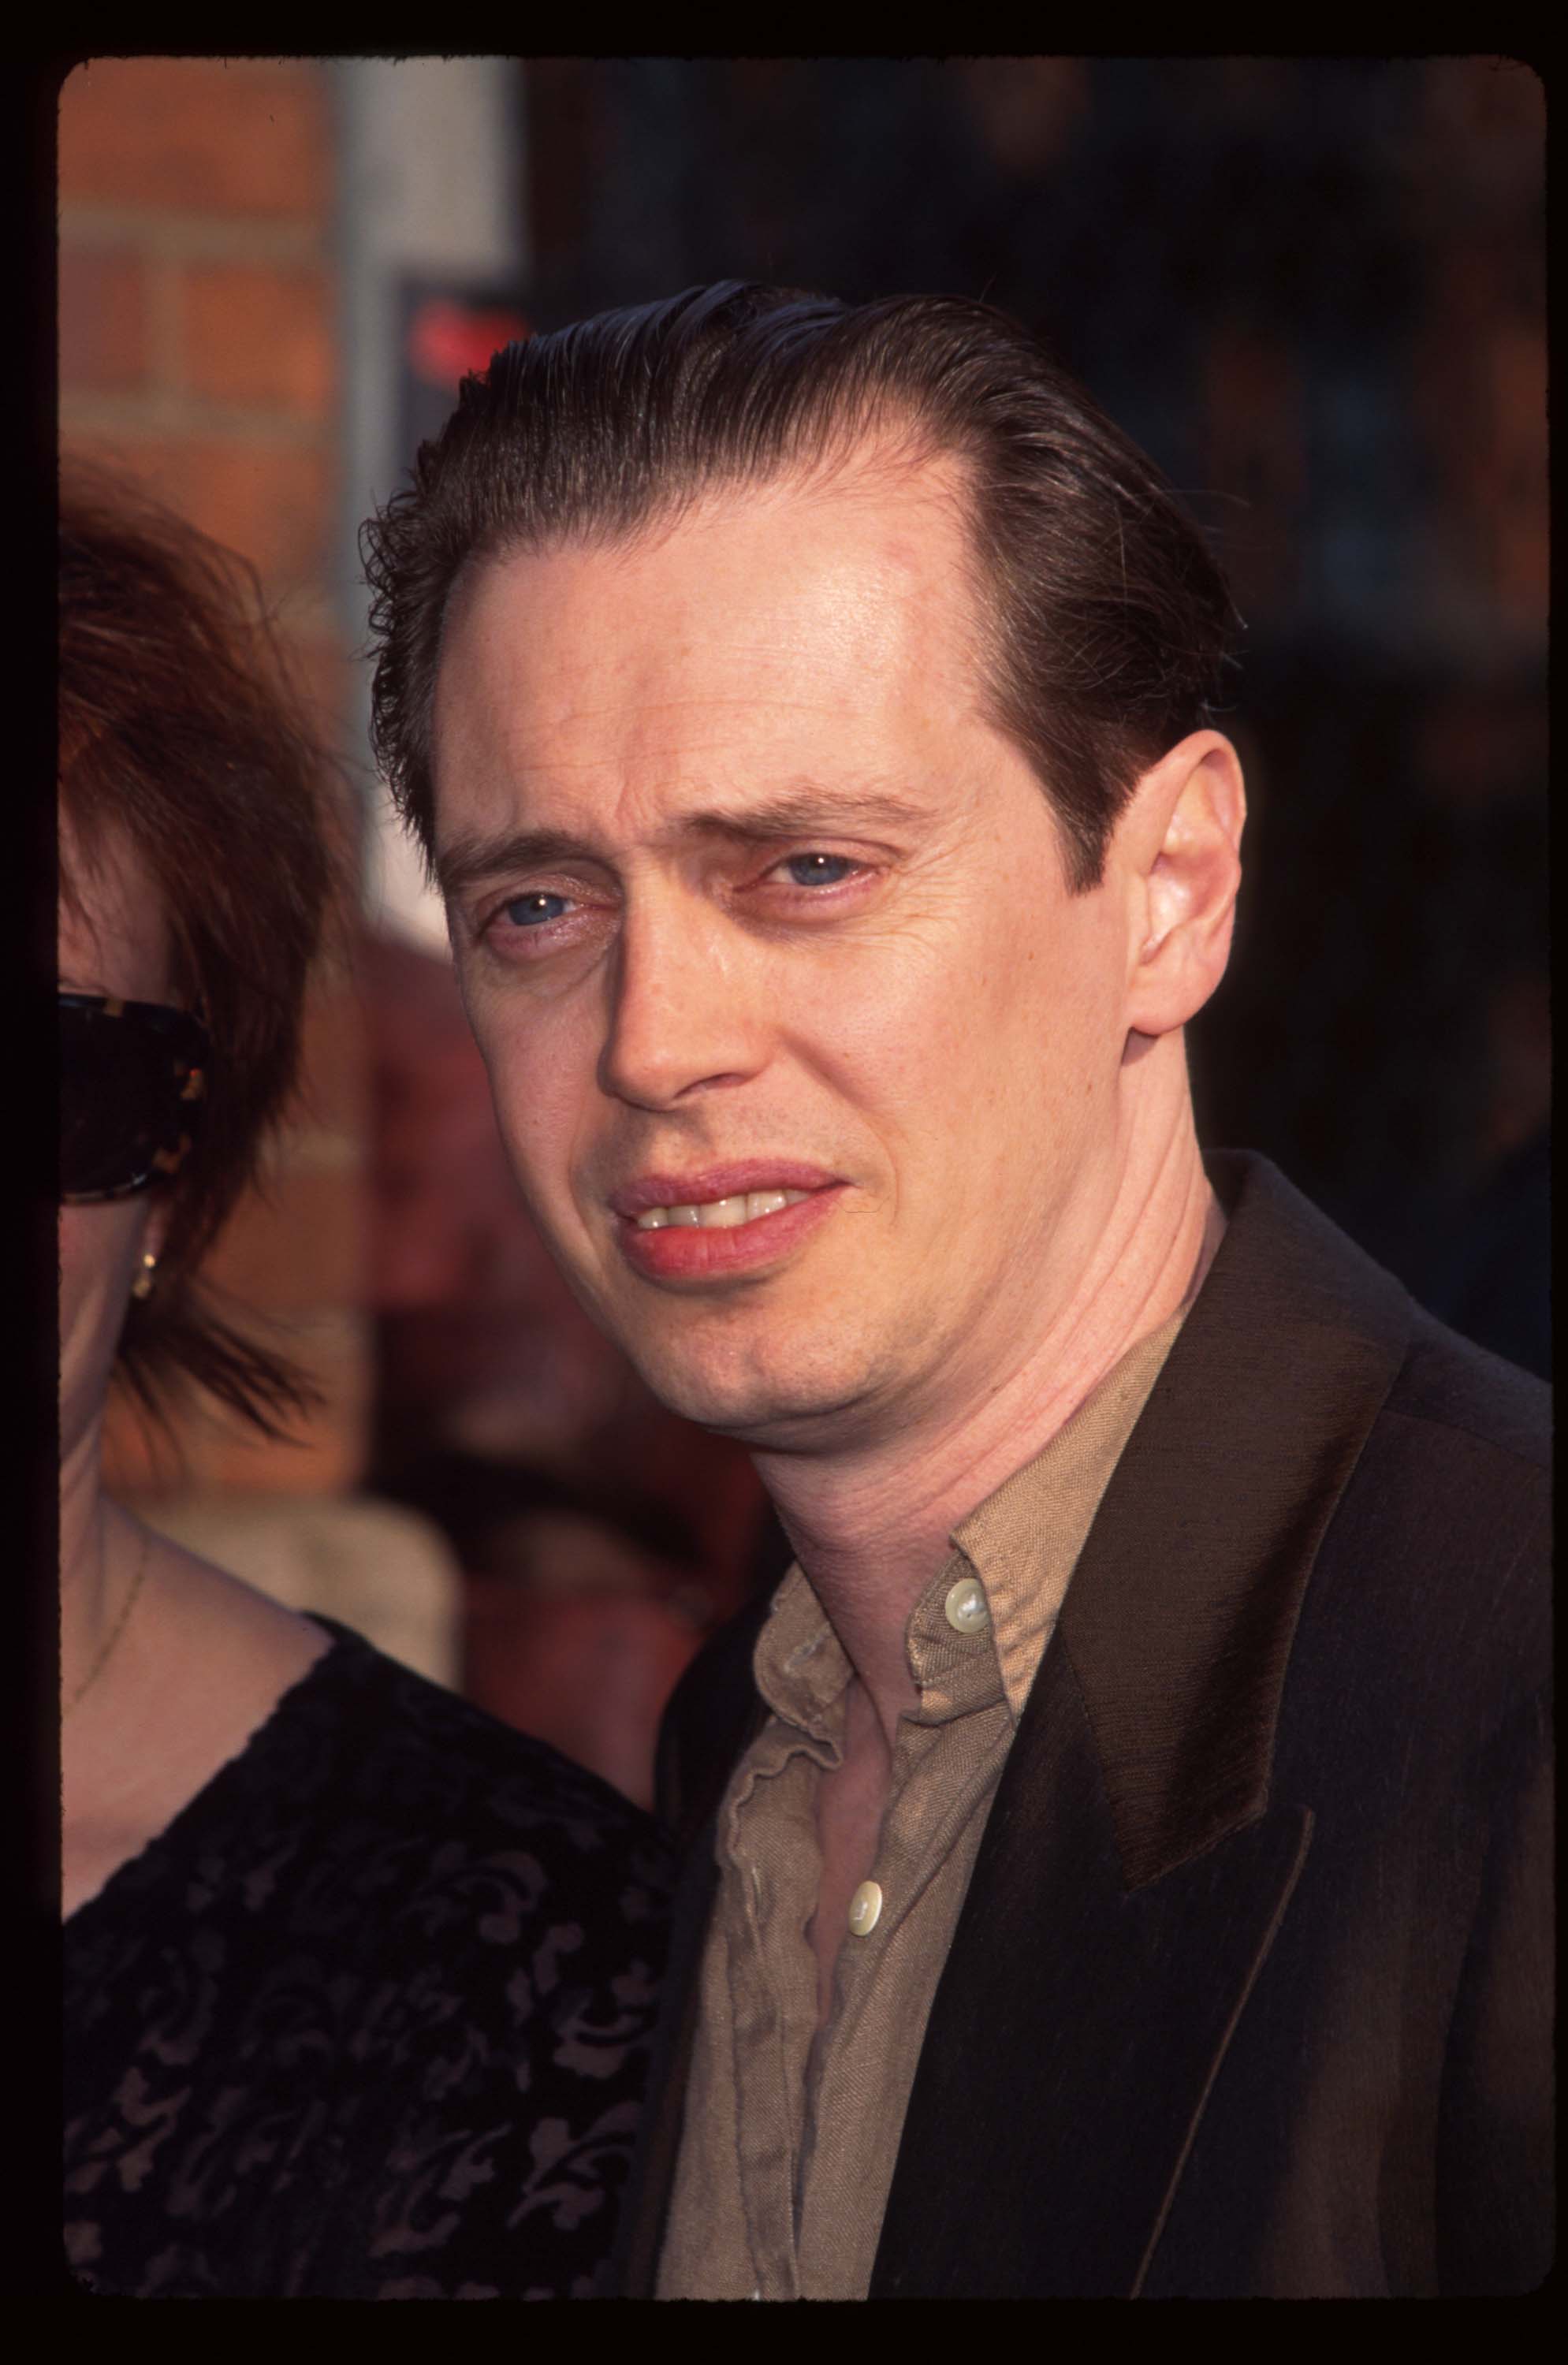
[61,54,1547,1808]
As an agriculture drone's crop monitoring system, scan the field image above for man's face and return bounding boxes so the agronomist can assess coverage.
[431,453,1139,1455]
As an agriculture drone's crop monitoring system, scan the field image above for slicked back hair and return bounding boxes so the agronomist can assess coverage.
[363,279,1242,893]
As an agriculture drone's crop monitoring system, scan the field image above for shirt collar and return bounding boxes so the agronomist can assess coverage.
[753,1563,850,1746]
[751,1210,1221,1739]
[951,1303,1186,1720]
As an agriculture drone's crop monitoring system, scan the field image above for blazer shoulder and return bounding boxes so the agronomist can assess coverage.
[1209,1151,1549,1483]
[1386,1304,1551,1475]
[1303,1314,1552,1731]
[1199,1157,1550,1720]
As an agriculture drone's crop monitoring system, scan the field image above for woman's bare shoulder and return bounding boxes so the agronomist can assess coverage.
[62,1534,333,1920]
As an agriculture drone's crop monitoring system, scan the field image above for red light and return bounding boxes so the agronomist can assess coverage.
[408,298,531,390]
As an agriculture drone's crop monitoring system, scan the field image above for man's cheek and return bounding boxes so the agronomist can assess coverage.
[492,1093,575,1235]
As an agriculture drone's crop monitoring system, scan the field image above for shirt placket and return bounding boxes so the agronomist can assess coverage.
[792,1566,1014,2286]
[722,1656,844,2300]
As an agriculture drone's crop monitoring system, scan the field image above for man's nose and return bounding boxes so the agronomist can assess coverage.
[597,888,768,1111]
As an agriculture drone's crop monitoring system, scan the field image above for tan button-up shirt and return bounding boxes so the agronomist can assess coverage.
[657,1297,1198,2300]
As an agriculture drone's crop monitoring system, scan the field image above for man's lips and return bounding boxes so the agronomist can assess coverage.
[606,1161,842,1220]
[606,1162,847,1283]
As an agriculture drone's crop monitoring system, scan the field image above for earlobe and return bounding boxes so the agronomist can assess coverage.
[140,1199,174,1277]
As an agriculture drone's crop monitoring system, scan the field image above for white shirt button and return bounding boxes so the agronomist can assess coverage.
[847,1879,884,1936]
[944,1576,989,1634]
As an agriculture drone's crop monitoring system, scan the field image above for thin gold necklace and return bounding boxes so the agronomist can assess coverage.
[64,1526,151,1719]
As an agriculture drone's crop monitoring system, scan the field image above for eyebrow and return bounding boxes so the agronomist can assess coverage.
[434,785,932,901]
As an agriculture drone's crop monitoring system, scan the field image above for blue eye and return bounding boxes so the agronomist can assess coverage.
[784,854,855,887]
[505,892,570,927]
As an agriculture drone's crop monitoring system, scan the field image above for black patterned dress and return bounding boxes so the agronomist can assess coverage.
[63,1619,674,2297]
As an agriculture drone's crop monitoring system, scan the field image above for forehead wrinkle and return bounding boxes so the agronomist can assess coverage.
[473,648,986,788]
[454,682,921,808]
[677,783,935,841]
[494,677,952,745]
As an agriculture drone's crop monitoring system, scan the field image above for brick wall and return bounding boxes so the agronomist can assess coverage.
[60,58,371,1496]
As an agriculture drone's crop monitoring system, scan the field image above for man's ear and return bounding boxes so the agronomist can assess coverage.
[1119,731,1246,1039]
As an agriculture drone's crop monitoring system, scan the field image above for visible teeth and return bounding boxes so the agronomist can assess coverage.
[633,1186,812,1231]
[698,1196,750,1229]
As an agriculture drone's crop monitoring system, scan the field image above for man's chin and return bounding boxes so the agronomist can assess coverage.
[622,1339,880,1452]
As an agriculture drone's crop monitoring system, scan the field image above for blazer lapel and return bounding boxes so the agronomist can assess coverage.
[870,1640,1314,2296]
[621,1154,1418,2299]
[609,1594,772,2297]
[872,1154,1413,2296]
[609,1838,721,2299]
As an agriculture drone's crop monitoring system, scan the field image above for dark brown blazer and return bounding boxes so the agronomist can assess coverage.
[611,1153,1552,2298]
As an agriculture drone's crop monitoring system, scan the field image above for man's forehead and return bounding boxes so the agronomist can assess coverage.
[432,464,985,841]
[444,442,978,668]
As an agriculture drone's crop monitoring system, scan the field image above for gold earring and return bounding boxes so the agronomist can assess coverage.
[130,1252,158,1301]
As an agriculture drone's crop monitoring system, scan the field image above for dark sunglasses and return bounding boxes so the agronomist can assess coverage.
[60,991,210,1203]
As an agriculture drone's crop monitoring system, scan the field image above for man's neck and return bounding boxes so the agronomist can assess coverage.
[754,1064,1220,1749]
